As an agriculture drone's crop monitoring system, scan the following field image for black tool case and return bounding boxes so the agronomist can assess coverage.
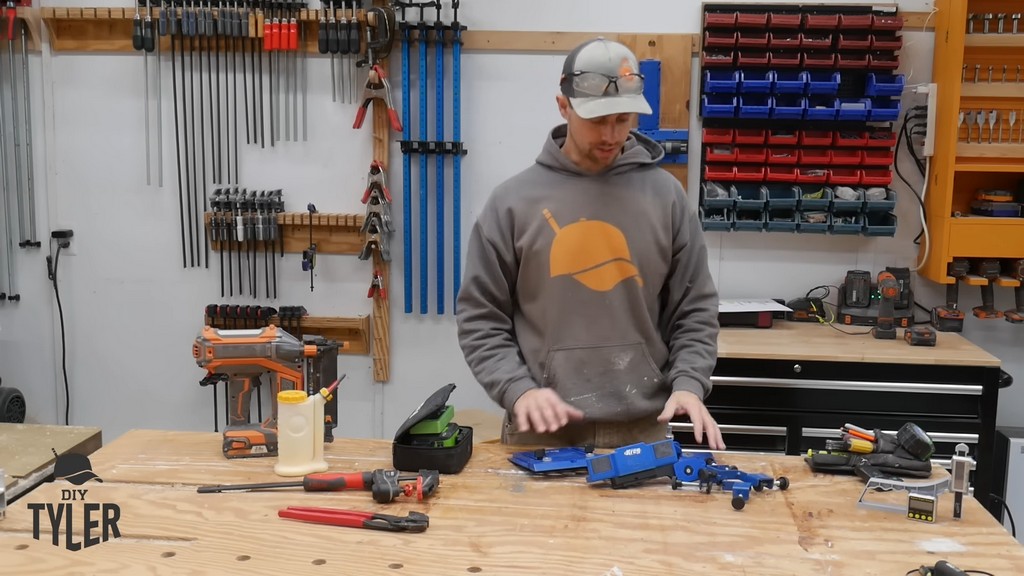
[393,383,474,474]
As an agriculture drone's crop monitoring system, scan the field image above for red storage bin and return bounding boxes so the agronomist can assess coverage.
[834,131,869,147]
[803,13,839,29]
[768,12,802,28]
[767,129,799,145]
[837,34,872,50]
[837,53,870,69]
[735,129,767,144]
[865,130,897,148]
[804,52,836,68]
[768,32,801,48]
[704,30,738,48]
[737,31,769,48]
[767,148,799,164]
[862,150,895,166]
[830,149,863,165]
[869,54,900,70]
[705,145,737,163]
[705,164,736,181]
[828,168,861,185]
[736,12,768,28]
[838,14,873,29]
[702,50,736,67]
[703,128,734,144]
[736,147,768,163]
[734,165,766,181]
[704,11,737,27]
[800,33,833,49]
[871,34,903,51]
[798,149,832,165]
[799,130,833,146]
[769,51,801,67]
[766,166,798,181]
[872,14,904,31]
[737,51,770,66]
[796,168,828,184]
[861,169,893,185]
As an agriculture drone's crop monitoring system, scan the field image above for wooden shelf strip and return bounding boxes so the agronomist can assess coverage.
[204,315,371,355]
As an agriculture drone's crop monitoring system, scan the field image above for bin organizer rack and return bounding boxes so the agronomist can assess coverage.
[698,4,903,235]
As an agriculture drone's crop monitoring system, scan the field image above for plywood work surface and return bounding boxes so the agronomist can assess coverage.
[1,429,1021,575]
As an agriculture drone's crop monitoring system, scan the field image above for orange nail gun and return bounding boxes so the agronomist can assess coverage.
[193,325,344,458]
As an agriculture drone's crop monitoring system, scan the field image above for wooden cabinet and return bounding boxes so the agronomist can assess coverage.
[922,0,1024,284]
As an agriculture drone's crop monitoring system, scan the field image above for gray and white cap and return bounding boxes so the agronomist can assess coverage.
[559,38,652,119]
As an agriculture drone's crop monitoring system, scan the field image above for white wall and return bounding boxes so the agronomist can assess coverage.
[3,0,1023,444]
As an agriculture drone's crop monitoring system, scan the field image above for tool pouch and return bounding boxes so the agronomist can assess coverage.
[393,383,473,474]
[805,452,932,479]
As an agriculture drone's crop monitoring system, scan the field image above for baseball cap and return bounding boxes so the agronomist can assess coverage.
[560,38,652,119]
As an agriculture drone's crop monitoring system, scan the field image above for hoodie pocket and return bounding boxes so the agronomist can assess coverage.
[542,341,665,422]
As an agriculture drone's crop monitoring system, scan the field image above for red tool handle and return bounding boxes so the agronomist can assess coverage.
[387,109,403,133]
[352,106,368,129]
[279,507,368,528]
[302,471,372,492]
[288,21,298,51]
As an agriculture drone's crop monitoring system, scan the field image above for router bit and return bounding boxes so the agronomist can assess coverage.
[962,64,968,82]
[975,63,981,83]
[998,13,1007,34]
[988,65,993,83]
[1003,65,1008,83]
[967,13,976,34]
[1014,13,1022,34]
[983,13,994,34]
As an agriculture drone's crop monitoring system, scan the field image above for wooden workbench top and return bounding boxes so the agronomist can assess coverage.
[1,429,1021,575]
[0,423,102,501]
[718,322,1002,367]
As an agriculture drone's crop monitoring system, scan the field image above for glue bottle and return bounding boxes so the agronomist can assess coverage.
[275,388,330,477]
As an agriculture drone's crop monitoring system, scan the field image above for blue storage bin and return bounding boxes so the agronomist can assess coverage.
[738,95,772,118]
[771,95,805,119]
[805,71,841,94]
[700,207,733,231]
[767,210,798,232]
[864,212,897,236]
[773,70,806,94]
[733,184,767,211]
[830,213,864,235]
[701,182,736,210]
[704,70,739,93]
[797,185,831,210]
[831,186,864,212]
[865,73,905,97]
[869,98,901,121]
[805,97,837,121]
[766,183,799,210]
[837,98,871,121]
[864,188,896,212]
[702,95,737,118]
[734,210,767,231]
[797,211,829,233]
[739,70,773,93]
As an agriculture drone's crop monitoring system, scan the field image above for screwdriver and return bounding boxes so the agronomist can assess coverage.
[133,3,144,50]
[197,470,374,493]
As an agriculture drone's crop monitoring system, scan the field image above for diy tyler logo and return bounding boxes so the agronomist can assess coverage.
[27,449,121,551]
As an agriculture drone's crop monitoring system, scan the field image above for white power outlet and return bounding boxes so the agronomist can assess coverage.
[923,82,938,157]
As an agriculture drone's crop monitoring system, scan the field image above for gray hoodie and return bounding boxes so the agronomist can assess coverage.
[456,125,719,422]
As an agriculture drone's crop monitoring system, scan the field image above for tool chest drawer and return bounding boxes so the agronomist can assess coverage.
[681,354,1004,518]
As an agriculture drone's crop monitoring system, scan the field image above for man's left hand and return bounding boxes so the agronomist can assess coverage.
[657,391,726,450]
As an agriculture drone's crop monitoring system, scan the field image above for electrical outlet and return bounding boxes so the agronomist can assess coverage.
[923,83,938,157]
[51,229,75,256]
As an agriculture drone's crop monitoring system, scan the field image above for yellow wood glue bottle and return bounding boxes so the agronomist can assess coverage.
[274,380,339,477]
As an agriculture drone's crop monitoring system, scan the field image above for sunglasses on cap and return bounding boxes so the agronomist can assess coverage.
[561,71,645,98]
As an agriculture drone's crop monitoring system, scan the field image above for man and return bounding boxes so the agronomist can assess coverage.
[456,38,723,450]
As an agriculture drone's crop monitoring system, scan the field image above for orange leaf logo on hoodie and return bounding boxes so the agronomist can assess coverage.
[543,208,643,292]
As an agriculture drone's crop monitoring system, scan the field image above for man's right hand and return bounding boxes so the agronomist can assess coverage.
[512,388,584,434]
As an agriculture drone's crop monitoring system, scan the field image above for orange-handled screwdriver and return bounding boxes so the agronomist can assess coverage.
[197,471,372,494]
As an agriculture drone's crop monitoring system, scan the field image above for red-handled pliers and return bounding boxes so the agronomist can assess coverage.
[278,507,429,532]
